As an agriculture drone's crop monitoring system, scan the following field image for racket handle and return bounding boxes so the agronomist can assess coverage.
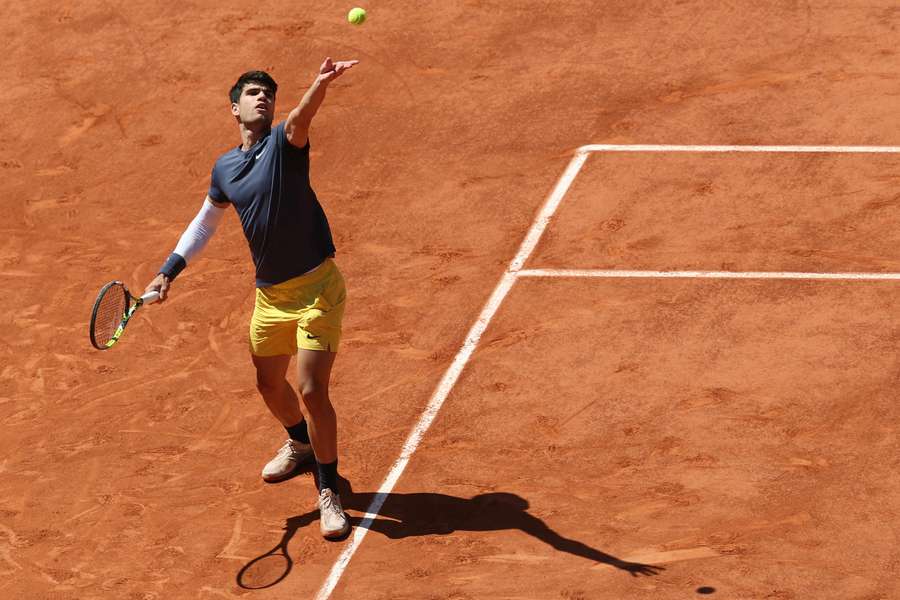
[140,291,161,305]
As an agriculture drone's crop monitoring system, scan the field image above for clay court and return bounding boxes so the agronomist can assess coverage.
[3,1,900,599]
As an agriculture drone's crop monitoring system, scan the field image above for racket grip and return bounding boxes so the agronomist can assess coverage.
[140,291,161,304]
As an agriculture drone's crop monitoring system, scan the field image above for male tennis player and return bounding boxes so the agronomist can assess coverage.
[144,57,358,539]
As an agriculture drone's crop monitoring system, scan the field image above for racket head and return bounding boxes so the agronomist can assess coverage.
[89,281,131,350]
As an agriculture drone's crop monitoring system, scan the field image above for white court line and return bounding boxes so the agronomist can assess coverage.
[517,269,900,281]
[578,144,900,153]
[315,144,900,598]
[314,151,589,600]
[510,152,591,272]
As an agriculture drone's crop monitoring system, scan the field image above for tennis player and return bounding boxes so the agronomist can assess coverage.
[144,57,358,539]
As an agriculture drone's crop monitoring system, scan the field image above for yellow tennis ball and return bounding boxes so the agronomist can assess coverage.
[348,7,366,25]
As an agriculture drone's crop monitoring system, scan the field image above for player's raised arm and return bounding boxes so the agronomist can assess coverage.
[284,57,359,148]
[144,195,228,301]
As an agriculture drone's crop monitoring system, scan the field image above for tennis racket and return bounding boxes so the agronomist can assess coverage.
[89,281,160,350]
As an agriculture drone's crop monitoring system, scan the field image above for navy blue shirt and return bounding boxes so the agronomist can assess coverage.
[209,122,335,287]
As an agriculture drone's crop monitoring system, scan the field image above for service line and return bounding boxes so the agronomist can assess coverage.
[578,144,900,153]
[517,269,900,281]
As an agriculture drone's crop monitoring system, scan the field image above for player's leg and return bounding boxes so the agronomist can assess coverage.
[252,353,315,481]
[295,347,348,539]
[294,259,346,473]
[250,280,316,482]
[295,348,338,466]
[252,353,301,425]
[291,259,349,538]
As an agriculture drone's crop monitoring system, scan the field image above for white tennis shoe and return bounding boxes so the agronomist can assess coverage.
[318,488,350,539]
[261,439,314,482]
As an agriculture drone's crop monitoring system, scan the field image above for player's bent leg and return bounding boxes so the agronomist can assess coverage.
[252,353,314,482]
[253,353,304,425]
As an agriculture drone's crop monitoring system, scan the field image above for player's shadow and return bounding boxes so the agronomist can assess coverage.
[260,476,664,578]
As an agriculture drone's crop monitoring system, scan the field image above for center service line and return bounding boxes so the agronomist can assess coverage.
[315,151,590,599]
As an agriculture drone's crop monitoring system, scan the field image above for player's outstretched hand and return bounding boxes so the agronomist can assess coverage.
[318,57,359,83]
[144,273,171,302]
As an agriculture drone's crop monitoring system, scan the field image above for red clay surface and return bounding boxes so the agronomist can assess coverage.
[2,1,900,599]
[344,277,900,599]
[533,152,900,273]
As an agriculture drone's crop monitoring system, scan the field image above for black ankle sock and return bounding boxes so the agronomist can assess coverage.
[285,420,310,444]
[317,459,339,493]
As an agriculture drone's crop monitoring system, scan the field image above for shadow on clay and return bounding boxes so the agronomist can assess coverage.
[236,476,663,588]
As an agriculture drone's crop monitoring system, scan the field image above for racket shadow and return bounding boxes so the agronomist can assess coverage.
[235,513,317,590]
[235,475,353,590]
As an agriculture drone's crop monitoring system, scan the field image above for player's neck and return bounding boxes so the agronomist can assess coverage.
[239,122,272,151]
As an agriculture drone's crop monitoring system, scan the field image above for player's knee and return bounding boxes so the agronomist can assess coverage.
[298,379,322,399]
[298,380,331,409]
[255,375,281,397]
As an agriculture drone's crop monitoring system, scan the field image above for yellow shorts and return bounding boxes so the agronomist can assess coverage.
[249,259,346,356]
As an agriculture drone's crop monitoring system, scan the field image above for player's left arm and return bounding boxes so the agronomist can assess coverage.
[285,57,359,149]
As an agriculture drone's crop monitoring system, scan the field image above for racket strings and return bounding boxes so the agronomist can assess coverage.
[93,285,128,346]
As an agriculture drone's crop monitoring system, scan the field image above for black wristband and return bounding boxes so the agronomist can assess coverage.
[159,253,187,280]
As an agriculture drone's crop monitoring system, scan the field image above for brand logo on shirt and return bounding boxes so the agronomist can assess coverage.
[255,147,267,161]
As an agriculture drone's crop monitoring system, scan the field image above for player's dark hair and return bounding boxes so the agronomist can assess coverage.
[229,70,278,104]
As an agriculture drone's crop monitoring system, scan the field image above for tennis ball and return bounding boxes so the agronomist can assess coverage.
[348,7,366,25]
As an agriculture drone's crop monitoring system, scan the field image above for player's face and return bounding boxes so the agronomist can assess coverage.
[233,83,275,127]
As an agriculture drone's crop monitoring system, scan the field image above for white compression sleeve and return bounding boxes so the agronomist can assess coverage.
[173,199,227,263]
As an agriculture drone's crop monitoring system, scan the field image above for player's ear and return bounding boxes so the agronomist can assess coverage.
[231,102,240,118]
